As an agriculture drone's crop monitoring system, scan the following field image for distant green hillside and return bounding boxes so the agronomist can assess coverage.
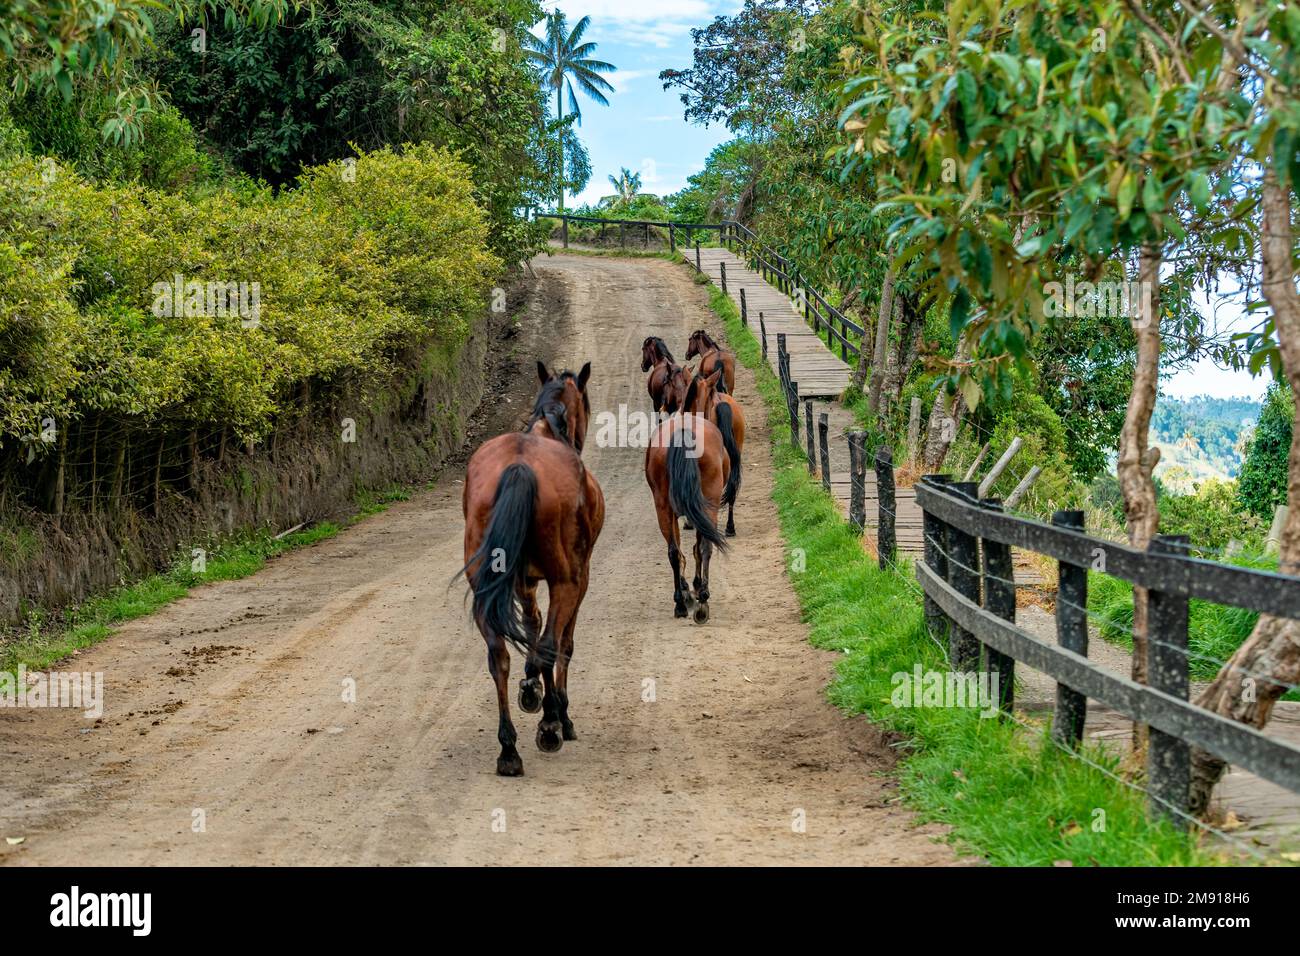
[1151,394,1260,491]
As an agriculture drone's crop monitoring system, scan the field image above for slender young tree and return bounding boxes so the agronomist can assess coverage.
[524,11,616,211]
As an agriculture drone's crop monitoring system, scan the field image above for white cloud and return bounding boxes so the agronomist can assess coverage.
[540,0,737,48]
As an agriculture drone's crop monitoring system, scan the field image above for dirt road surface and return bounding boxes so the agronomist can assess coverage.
[1,253,962,866]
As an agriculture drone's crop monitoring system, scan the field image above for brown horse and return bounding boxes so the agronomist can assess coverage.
[460,361,605,776]
[641,337,676,415]
[660,362,693,415]
[644,379,729,623]
[678,367,745,537]
[685,329,736,395]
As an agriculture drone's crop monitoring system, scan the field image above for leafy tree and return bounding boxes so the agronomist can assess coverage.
[148,0,553,267]
[1237,383,1292,520]
[523,10,615,211]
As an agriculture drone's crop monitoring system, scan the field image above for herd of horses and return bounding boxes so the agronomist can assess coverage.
[458,330,747,776]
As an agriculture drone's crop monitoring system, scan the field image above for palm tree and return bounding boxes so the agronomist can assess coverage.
[608,167,642,203]
[525,11,616,211]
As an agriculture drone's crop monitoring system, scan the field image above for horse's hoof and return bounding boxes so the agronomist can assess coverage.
[562,723,578,741]
[693,603,710,625]
[674,603,689,618]
[518,679,542,714]
[726,526,736,537]
[497,752,524,776]
[536,723,563,753]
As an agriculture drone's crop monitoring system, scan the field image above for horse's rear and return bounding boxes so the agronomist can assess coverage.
[644,392,729,623]
[461,364,603,776]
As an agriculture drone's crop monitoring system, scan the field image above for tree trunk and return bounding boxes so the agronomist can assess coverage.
[921,335,972,471]
[1189,170,1300,815]
[556,84,565,212]
[867,268,896,412]
[1116,243,1163,753]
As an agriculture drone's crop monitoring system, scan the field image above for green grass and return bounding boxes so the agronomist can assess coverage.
[1088,570,1297,701]
[1,484,412,677]
[693,259,1218,866]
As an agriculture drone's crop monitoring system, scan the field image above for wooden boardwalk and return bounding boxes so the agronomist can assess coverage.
[697,247,852,399]
[695,244,1045,587]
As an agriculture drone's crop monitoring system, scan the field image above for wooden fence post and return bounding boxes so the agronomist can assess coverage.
[695,241,701,272]
[963,442,991,482]
[562,217,568,249]
[907,397,922,461]
[1148,534,1192,826]
[978,436,1023,498]
[669,223,675,252]
[776,333,787,388]
[1052,509,1089,749]
[788,381,800,445]
[980,499,1016,716]
[1004,466,1043,510]
[875,446,896,568]
[760,313,768,361]
[819,413,831,494]
[720,261,727,294]
[848,432,866,534]
[921,475,953,641]
[946,480,982,671]
[804,401,816,473]
[740,287,748,326]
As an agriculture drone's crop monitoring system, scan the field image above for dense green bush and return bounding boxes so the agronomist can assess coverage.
[0,144,498,489]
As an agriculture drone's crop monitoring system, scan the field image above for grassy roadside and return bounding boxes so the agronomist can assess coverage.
[0,487,412,677]
[690,260,1217,866]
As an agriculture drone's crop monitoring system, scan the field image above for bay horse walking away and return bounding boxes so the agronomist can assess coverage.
[641,337,676,415]
[460,362,605,776]
[678,367,745,536]
[660,362,693,415]
[685,329,736,396]
[644,378,729,623]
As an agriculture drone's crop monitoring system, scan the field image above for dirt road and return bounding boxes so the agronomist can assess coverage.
[0,253,962,865]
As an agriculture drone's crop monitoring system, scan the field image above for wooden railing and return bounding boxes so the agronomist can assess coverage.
[537,212,864,360]
[914,474,1300,825]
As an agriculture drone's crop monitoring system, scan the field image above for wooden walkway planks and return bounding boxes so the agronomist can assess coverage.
[696,247,853,399]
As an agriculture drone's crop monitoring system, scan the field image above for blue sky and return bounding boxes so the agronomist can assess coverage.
[537,1,1272,402]
[539,1,737,208]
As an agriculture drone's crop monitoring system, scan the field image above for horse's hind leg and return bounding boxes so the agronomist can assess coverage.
[533,583,574,754]
[654,491,689,617]
[485,632,523,776]
[516,579,543,714]
[553,575,587,741]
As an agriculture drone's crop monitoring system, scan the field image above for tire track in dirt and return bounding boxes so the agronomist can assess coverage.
[0,253,965,865]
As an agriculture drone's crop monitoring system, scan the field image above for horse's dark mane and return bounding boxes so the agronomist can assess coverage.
[528,377,569,442]
[649,337,674,362]
[527,371,589,443]
[692,329,720,351]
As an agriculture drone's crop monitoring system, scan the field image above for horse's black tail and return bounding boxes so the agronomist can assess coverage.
[460,463,541,659]
[667,435,728,551]
[715,402,742,506]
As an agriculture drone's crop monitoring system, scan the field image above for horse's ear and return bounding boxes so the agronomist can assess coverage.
[577,362,591,391]
[536,361,550,385]
[705,367,723,388]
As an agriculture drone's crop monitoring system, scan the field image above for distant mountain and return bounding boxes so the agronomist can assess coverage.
[1150,394,1261,492]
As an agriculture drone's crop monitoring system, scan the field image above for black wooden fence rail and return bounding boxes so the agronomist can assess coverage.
[914,473,1300,825]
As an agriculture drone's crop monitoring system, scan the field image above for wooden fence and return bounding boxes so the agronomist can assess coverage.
[562,207,1300,831]
[913,474,1300,825]
[539,212,864,361]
